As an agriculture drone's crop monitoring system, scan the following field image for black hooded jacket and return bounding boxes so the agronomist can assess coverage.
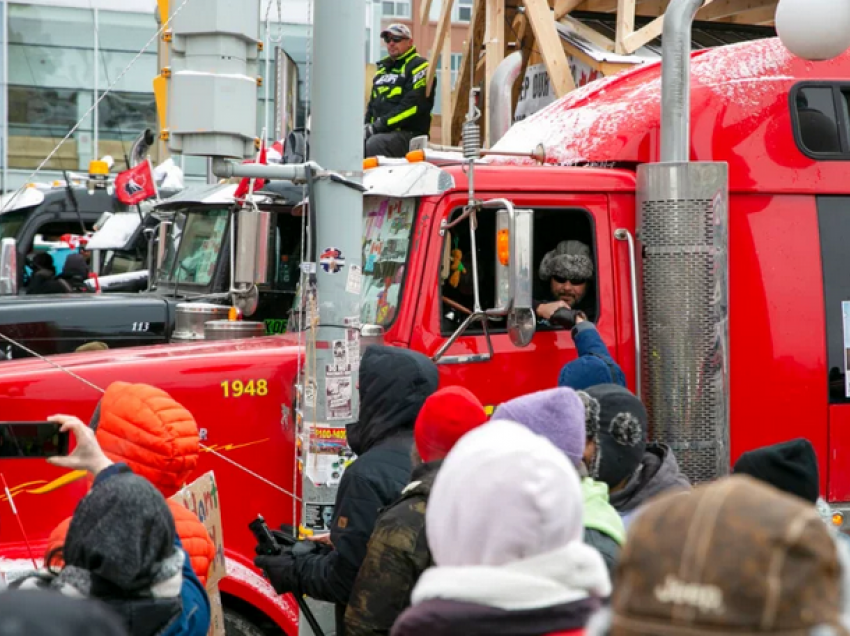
[59,253,92,293]
[294,345,439,631]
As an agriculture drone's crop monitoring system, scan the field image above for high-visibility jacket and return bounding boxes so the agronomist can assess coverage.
[365,46,434,137]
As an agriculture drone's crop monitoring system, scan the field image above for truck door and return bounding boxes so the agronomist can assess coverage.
[817,196,850,502]
[409,192,618,412]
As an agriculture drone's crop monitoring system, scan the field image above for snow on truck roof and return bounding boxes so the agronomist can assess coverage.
[492,37,850,193]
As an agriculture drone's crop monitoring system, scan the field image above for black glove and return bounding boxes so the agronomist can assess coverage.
[254,553,300,595]
[364,124,375,140]
[253,529,294,556]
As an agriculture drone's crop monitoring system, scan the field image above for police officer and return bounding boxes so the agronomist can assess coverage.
[364,24,434,158]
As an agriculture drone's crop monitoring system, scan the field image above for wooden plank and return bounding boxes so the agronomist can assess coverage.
[622,13,663,53]
[441,30,453,145]
[523,0,575,97]
[554,0,586,19]
[420,0,435,27]
[615,0,636,54]
[635,0,671,16]
[697,0,773,21]
[724,1,777,23]
[450,0,487,145]
[559,14,616,51]
[576,0,619,11]
[426,0,456,97]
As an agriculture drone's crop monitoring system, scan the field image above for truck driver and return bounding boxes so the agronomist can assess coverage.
[534,240,596,324]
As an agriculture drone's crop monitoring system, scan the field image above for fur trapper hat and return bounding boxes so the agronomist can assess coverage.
[539,240,594,281]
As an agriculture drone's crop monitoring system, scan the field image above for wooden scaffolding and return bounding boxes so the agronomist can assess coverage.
[421,0,778,146]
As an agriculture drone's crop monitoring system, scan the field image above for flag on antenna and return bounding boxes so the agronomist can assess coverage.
[115,161,157,205]
[234,140,268,201]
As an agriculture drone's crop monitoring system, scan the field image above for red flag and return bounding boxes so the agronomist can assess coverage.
[234,143,268,201]
[115,161,157,205]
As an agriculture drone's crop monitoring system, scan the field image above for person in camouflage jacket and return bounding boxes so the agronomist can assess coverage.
[345,386,488,636]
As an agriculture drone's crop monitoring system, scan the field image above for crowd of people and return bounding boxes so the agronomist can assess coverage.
[252,340,847,636]
[0,331,843,636]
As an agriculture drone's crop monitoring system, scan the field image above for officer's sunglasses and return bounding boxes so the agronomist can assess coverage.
[383,35,406,43]
[552,275,587,285]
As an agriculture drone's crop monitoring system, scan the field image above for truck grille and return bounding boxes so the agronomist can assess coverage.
[637,162,729,484]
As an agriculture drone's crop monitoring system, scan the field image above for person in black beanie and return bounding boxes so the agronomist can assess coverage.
[10,415,210,636]
[732,438,820,504]
[580,384,690,527]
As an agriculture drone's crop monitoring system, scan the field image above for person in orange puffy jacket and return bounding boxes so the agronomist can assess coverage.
[45,382,216,586]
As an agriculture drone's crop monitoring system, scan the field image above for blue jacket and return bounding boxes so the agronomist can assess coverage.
[558,321,627,390]
[95,464,211,636]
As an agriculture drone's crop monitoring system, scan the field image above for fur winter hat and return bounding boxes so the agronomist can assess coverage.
[493,388,586,468]
[539,240,594,282]
[580,385,647,489]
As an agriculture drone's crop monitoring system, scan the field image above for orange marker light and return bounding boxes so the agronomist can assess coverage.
[405,149,426,163]
[363,157,379,170]
[833,512,844,527]
[228,307,242,322]
[497,229,510,266]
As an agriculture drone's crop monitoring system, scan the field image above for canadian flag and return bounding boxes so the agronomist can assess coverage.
[234,142,268,201]
[115,160,157,205]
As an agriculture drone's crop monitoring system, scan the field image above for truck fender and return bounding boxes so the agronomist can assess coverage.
[220,551,300,636]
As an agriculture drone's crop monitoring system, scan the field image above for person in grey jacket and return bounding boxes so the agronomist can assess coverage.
[581,384,691,527]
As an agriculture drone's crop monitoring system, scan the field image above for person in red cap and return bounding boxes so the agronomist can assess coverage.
[344,386,488,636]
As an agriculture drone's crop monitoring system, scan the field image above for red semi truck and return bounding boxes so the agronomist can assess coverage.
[1,36,849,633]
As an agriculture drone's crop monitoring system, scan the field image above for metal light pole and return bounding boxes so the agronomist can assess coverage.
[299,0,365,632]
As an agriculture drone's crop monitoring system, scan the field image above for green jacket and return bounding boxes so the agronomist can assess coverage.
[344,461,439,636]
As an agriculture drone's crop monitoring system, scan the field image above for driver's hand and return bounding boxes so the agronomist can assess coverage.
[536,301,570,321]
[46,415,113,476]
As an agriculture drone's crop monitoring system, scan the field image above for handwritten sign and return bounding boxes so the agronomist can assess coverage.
[171,471,226,636]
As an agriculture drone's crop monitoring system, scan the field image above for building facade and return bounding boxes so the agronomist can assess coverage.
[0,0,388,192]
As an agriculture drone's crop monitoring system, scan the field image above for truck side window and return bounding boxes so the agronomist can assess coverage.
[818,196,850,402]
[440,207,597,336]
[792,84,847,157]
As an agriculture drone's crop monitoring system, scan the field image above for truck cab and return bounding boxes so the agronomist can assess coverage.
[0,181,302,359]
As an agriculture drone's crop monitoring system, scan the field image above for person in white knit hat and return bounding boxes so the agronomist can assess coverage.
[391,419,611,636]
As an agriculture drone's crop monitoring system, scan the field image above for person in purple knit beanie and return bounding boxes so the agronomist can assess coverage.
[493,387,625,578]
[493,388,586,466]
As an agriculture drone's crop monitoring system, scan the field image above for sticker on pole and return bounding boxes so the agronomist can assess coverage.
[346,264,362,295]
[320,247,345,274]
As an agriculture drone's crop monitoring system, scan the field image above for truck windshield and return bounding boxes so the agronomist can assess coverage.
[158,208,229,287]
[287,196,417,331]
[0,209,31,240]
[361,197,417,326]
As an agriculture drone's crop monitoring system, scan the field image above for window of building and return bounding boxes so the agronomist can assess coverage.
[440,207,597,335]
[791,83,850,158]
[383,1,412,18]
[430,0,473,22]
[455,0,473,22]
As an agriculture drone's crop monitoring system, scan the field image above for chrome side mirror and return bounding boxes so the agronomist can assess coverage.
[0,238,17,296]
[235,209,271,286]
[508,208,534,347]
